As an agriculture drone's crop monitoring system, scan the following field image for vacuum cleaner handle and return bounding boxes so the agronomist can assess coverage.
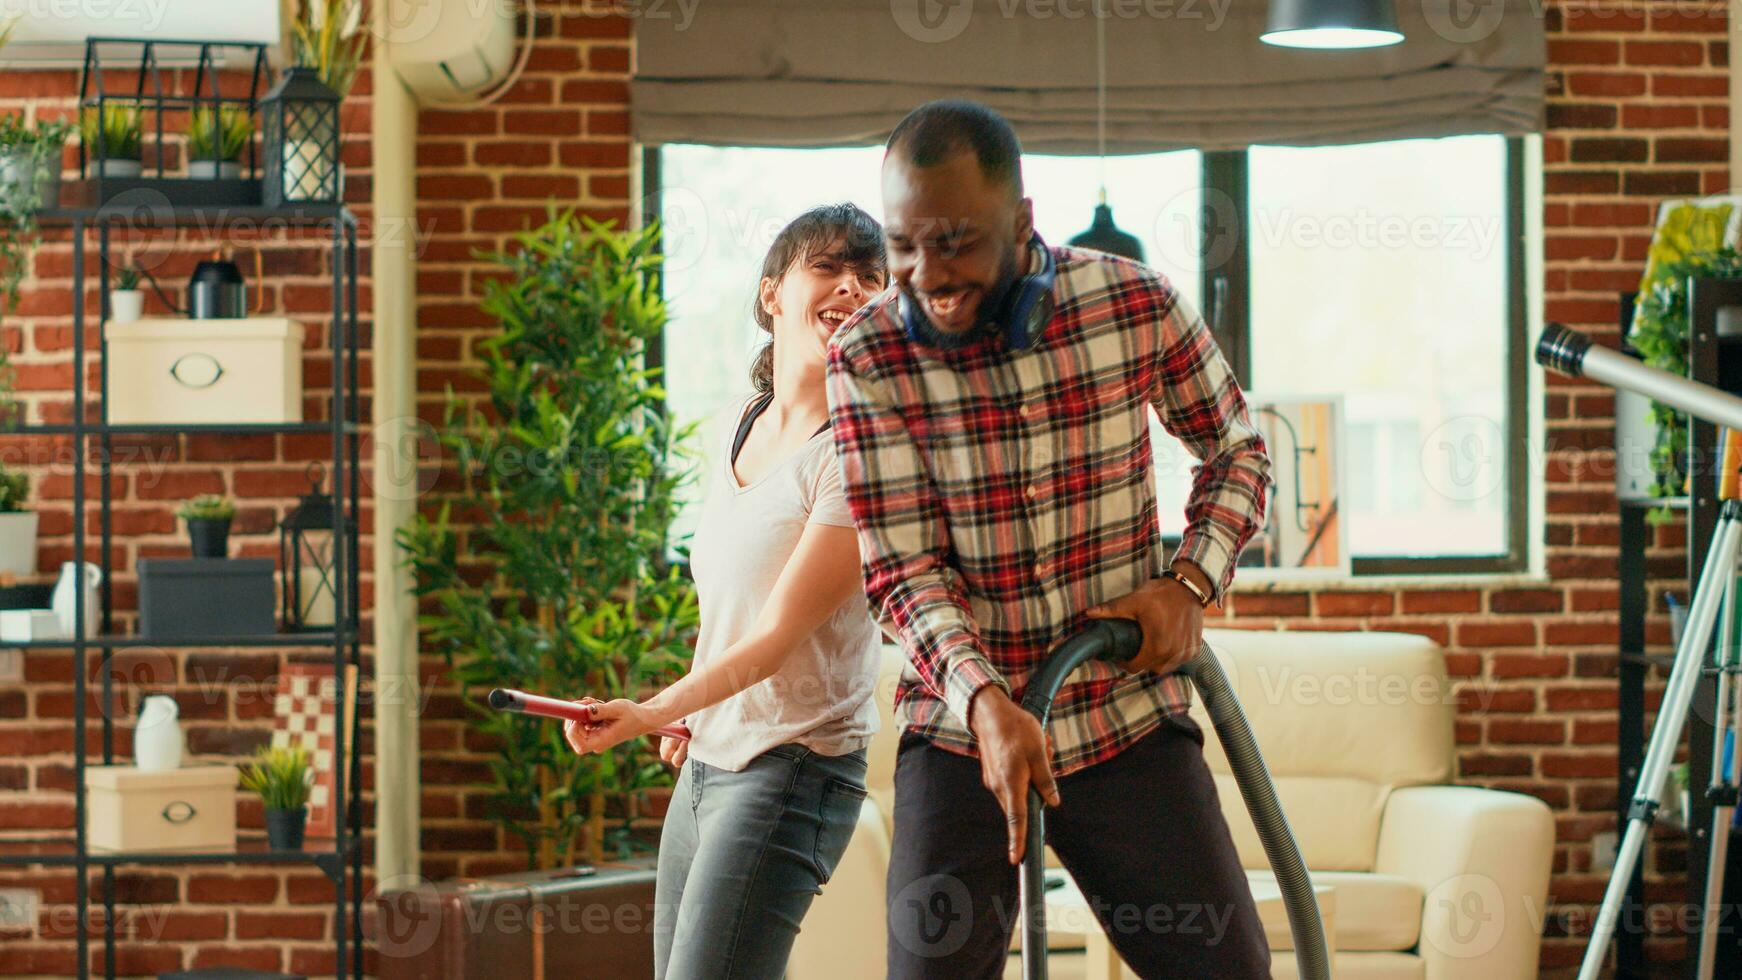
[1017,621,1332,980]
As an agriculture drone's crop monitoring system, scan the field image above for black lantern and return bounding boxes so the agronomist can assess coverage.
[279,468,355,632]
[260,66,341,209]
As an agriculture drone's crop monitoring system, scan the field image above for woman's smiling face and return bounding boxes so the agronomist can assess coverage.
[761,237,886,365]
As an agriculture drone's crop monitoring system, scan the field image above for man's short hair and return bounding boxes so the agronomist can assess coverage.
[885,100,1023,201]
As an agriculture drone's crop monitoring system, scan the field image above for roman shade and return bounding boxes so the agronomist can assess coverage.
[630,0,1545,152]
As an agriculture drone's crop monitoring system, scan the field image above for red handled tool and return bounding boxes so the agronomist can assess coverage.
[488,688,690,741]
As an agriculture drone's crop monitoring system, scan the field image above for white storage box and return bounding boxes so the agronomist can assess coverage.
[84,764,238,853]
[106,317,304,424]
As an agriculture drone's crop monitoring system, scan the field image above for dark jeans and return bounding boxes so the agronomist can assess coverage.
[885,713,1271,979]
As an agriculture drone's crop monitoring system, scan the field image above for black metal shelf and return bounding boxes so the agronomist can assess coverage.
[35,202,354,229]
[0,630,348,649]
[0,836,358,878]
[1614,284,1742,979]
[40,189,366,980]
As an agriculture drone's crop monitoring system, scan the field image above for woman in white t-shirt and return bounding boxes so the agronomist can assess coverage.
[566,203,886,979]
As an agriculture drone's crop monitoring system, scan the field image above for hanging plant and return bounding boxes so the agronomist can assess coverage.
[399,208,700,868]
[1629,245,1742,523]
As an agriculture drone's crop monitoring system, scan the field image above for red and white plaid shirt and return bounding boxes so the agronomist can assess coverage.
[825,240,1271,775]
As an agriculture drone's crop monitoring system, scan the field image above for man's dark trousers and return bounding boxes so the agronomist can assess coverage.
[885,712,1273,979]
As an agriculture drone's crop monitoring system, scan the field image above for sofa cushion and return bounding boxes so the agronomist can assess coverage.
[1191,629,1454,872]
[1247,869,1423,952]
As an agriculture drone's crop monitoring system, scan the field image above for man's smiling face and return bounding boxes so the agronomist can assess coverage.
[881,147,1033,337]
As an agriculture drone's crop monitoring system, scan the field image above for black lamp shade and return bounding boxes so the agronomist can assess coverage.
[1262,0,1403,48]
[1068,203,1146,262]
[261,66,341,208]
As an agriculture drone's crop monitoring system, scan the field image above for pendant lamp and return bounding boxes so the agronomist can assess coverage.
[1067,0,1145,262]
[1261,0,1403,49]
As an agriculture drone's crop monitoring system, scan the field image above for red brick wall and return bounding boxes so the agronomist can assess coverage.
[0,2,1727,975]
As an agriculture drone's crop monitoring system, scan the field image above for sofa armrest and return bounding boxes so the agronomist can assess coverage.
[1374,785,1553,980]
[787,795,890,980]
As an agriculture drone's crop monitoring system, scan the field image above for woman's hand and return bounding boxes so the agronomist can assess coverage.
[562,698,665,755]
[659,734,689,768]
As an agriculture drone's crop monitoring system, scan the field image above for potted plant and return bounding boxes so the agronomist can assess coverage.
[80,104,142,178]
[0,114,68,212]
[1631,246,1742,523]
[239,743,312,850]
[176,494,234,558]
[289,0,366,98]
[0,466,35,578]
[186,105,251,179]
[400,211,700,868]
[110,264,143,323]
[0,115,69,321]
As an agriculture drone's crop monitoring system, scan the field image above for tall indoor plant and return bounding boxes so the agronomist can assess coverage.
[1630,246,1742,522]
[401,209,700,868]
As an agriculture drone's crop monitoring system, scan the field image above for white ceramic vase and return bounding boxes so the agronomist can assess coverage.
[134,695,183,771]
[51,560,101,640]
[110,289,143,324]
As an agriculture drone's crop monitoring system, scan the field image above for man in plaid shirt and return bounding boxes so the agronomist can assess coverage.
[826,101,1274,977]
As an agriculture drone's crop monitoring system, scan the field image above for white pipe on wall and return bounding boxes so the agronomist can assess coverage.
[372,0,422,885]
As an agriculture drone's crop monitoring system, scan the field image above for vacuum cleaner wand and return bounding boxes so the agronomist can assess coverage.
[1016,620,1331,980]
[487,687,691,741]
[1538,321,1742,432]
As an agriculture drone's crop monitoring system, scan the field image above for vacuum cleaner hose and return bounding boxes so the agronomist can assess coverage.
[1017,620,1331,980]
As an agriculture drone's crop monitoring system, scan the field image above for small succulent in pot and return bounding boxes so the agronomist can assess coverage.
[79,104,143,178]
[239,743,312,850]
[186,106,251,179]
[110,264,144,323]
[176,493,235,558]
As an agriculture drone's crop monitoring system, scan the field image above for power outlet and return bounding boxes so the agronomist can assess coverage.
[1591,830,1619,871]
[0,888,37,930]
[0,648,19,683]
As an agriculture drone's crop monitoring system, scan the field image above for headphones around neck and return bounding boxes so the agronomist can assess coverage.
[899,232,1057,351]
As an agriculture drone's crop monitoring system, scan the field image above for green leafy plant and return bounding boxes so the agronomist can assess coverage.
[0,114,66,415]
[238,743,313,811]
[79,104,142,161]
[115,265,141,291]
[176,493,234,521]
[400,209,700,868]
[1630,246,1742,523]
[187,106,252,163]
[0,467,28,513]
[289,0,366,98]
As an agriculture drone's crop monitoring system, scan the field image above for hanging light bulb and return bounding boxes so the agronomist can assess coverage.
[1261,0,1403,49]
[1068,0,1146,262]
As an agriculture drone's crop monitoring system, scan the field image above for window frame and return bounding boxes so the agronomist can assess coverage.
[647,137,1531,577]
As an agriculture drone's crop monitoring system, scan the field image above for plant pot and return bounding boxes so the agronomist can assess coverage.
[109,289,143,324]
[186,517,230,558]
[0,511,38,578]
[188,159,242,180]
[0,152,60,210]
[264,806,307,850]
[94,158,142,179]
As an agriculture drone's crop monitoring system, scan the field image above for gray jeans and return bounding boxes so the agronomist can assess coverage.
[654,742,868,979]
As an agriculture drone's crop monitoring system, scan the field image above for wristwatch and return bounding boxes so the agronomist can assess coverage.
[1160,567,1213,608]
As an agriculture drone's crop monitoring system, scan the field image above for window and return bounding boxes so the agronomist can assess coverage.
[653,135,1527,574]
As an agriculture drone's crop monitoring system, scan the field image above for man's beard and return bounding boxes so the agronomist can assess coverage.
[910,239,1023,340]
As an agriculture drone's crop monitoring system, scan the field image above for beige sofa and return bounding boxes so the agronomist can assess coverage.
[789,628,1555,980]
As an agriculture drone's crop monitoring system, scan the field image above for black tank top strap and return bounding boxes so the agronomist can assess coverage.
[731,393,833,465]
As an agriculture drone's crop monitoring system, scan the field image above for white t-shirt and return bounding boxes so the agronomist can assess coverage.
[683,394,882,772]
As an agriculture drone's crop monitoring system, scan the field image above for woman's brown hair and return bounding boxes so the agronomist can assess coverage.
[751,203,885,394]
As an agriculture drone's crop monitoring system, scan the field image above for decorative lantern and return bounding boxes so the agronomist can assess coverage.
[279,468,355,632]
[260,66,341,209]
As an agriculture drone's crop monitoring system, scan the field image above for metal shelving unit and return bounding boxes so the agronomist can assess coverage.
[0,203,363,979]
[1613,285,1742,979]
